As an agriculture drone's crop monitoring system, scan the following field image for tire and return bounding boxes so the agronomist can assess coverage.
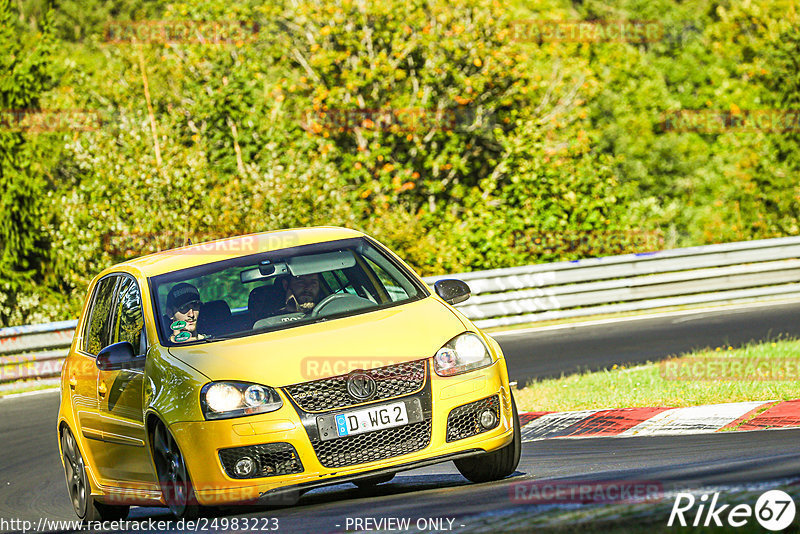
[60,427,129,522]
[454,392,522,483]
[152,422,200,519]
[353,473,395,488]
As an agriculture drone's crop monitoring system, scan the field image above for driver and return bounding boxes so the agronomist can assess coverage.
[166,282,207,342]
[280,273,322,314]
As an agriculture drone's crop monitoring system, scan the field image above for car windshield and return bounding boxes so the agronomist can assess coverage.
[150,237,427,346]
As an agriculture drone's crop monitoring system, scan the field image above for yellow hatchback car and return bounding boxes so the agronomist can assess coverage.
[57,227,520,521]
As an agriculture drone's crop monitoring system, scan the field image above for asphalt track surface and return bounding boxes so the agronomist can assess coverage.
[2,301,800,532]
[499,300,800,384]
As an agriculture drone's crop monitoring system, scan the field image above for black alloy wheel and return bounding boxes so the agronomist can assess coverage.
[61,427,129,522]
[152,422,200,519]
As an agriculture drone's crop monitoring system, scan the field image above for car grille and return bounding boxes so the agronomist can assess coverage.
[446,395,500,442]
[311,419,432,468]
[218,443,303,479]
[284,359,427,412]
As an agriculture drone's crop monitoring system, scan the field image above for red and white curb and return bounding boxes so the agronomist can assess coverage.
[518,399,800,442]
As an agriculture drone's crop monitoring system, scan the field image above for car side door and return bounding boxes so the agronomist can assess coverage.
[94,274,157,486]
[67,275,119,470]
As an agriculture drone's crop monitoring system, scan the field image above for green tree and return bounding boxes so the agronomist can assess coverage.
[0,0,57,326]
[752,15,800,236]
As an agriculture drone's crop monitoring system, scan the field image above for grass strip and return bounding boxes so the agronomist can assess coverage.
[515,339,800,413]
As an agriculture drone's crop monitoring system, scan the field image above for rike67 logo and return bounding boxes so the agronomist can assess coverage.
[668,490,796,531]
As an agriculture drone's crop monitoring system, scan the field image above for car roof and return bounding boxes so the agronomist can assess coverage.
[104,226,366,279]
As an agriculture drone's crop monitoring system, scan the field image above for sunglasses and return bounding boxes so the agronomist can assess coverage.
[176,300,201,314]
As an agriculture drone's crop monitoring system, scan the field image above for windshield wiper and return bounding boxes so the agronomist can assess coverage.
[198,333,230,342]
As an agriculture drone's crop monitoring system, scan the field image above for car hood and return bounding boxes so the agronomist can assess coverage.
[167,296,467,387]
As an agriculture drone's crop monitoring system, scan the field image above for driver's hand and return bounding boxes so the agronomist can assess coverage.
[297,300,315,313]
[288,292,315,313]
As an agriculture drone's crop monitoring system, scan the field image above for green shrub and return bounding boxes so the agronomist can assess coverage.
[3,0,800,325]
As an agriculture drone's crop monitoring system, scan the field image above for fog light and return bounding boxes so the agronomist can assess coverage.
[234,456,256,477]
[479,409,497,429]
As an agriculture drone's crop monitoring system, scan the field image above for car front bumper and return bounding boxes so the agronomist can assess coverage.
[169,359,515,506]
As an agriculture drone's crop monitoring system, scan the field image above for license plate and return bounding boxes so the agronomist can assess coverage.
[334,402,408,437]
[316,398,424,441]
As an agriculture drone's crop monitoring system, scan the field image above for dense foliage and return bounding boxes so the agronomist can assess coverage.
[1,0,798,325]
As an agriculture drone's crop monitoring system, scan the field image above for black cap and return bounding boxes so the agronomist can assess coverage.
[166,283,201,312]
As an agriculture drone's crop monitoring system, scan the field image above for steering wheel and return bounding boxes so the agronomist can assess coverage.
[310,293,354,317]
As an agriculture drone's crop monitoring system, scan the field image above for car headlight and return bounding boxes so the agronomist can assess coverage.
[433,332,493,376]
[200,381,283,420]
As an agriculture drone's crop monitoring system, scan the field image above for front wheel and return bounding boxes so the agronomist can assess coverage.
[60,427,129,522]
[454,392,522,483]
[152,422,200,519]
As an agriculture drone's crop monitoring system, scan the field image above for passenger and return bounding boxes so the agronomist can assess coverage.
[281,273,322,314]
[166,282,206,342]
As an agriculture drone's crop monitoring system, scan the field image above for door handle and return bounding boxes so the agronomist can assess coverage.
[98,381,108,397]
[69,375,77,390]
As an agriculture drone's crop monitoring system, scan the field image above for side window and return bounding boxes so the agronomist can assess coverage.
[321,270,358,296]
[84,276,119,355]
[364,257,410,302]
[320,271,341,293]
[113,276,146,356]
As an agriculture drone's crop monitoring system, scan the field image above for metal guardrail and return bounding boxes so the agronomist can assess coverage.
[425,235,800,328]
[2,236,799,386]
[0,320,77,387]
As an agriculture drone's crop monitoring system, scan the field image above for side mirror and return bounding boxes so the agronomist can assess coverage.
[96,341,142,371]
[434,279,471,306]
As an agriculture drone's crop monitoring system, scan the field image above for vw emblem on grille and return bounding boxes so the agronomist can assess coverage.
[346,372,377,401]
